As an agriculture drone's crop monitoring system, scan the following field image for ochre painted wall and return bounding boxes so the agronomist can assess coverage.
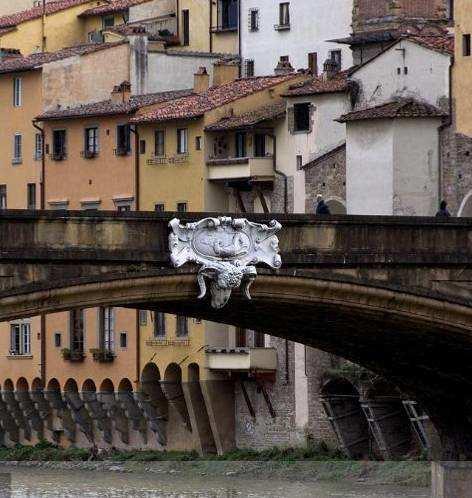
[454,0,472,137]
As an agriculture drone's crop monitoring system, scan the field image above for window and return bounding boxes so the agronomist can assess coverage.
[69,309,84,353]
[278,2,290,27]
[34,133,43,161]
[177,202,187,212]
[13,133,22,164]
[254,331,265,347]
[296,155,303,170]
[102,15,115,29]
[308,52,318,76]
[154,312,166,337]
[0,185,7,209]
[116,124,131,155]
[182,9,190,46]
[330,49,342,68]
[235,132,246,158]
[10,322,31,355]
[244,59,255,77]
[294,103,311,132]
[464,34,471,56]
[155,130,165,156]
[53,129,67,160]
[120,332,127,348]
[27,183,36,210]
[176,315,188,337]
[177,128,188,154]
[195,136,202,150]
[236,327,246,348]
[100,307,114,351]
[218,0,238,30]
[54,333,61,348]
[249,8,259,31]
[84,127,99,156]
[139,310,148,326]
[254,134,266,157]
[13,77,22,107]
[117,204,131,212]
[138,139,145,154]
[154,203,165,212]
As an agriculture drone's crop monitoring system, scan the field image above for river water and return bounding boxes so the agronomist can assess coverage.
[0,467,430,498]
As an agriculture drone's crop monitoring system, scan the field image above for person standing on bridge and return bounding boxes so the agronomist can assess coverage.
[436,200,451,217]
[315,194,331,215]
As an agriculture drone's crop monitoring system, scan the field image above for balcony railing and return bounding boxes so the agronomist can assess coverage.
[206,347,277,372]
[206,156,274,181]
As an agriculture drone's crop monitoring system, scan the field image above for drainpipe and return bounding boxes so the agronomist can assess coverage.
[269,132,289,382]
[41,0,46,52]
[176,0,180,41]
[130,124,140,210]
[32,120,45,210]
[135,310,141,388]
[209,0,213,53]
[237,0,241,77]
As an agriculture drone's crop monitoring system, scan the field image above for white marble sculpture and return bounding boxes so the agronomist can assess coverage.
[168,217,282,309]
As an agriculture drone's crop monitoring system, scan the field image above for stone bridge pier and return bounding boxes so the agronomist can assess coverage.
[1,211,472,496]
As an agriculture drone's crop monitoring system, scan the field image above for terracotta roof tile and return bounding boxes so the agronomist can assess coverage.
[407,35,454,56]
[78,0,152,17]
[338,99,447,123]
[284,70,350,97]
[36,89,193,120]
[0,0,92,29]
[205,102,286,131]
[0,41,126,74]
[132,73,300,124]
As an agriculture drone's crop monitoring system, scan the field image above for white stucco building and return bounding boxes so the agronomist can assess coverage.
[240,0,353,77]
[342,36,452,216]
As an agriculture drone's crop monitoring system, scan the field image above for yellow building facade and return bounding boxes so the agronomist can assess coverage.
[454,0,472,137]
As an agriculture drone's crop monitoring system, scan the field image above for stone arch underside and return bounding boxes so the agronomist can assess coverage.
[1,270,472,458]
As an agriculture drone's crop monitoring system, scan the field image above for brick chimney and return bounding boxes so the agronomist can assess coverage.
[111,81,132,103]
[194,66,210,93]
[212,59,239,86]
[274,59,294,75]
[322,58,339,80]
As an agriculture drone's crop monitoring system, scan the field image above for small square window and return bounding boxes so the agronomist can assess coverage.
[245,59,255,77]
[293,103,311,133]
[54,333,61,348]
[120,332,127,348]
[195,136,202,150]
[296,155,303,170]
[139,310,147,326]
[139,139,146,154]
[249,8,259,31]
[155,203,165,212]
[177,202,187,213]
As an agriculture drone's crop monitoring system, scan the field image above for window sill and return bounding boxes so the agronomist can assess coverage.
[274,24,290,31]
[11,159,22,165]
[7,355,33,360]
[211,26,238,33]
[146,339,190,347]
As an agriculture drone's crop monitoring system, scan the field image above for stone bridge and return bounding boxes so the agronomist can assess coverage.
[1,210,472,463]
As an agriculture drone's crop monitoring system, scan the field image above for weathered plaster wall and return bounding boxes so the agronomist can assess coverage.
[240,0,353,76]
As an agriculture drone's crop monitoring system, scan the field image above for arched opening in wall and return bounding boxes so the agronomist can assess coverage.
[458,190,472,216]
[320,378,370,459]
[326,198,347,215]
[3,379,14,392]
[162,363,191,431]
[46,379,60,392]
[64,379,78,393]
[16,377,29,391]
[100,379,114,393]
[188,363,200,383]
[118,378,133,393]
[31,378,43,392]
[361,379,414,459]
[82,379,96,392]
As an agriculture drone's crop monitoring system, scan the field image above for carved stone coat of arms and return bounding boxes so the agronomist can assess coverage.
[168,217,282,309]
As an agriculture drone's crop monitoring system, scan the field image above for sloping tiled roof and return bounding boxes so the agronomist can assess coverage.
[36,89,193,120]
[0,0,93,29]
[338,99,447,123]
[302,142,346,170]
[0,41,126,74]
[408,35,454,56]
[132,73,300,124]
[205,102,286,131]
[78,0,152,17]
[284,70,350,97]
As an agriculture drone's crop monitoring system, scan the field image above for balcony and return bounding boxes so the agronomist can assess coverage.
[206,347,277,372]
[206,156,274,181]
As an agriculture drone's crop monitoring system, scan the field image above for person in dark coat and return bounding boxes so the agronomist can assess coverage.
[315,194,331,215]
[436,200,451,217]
